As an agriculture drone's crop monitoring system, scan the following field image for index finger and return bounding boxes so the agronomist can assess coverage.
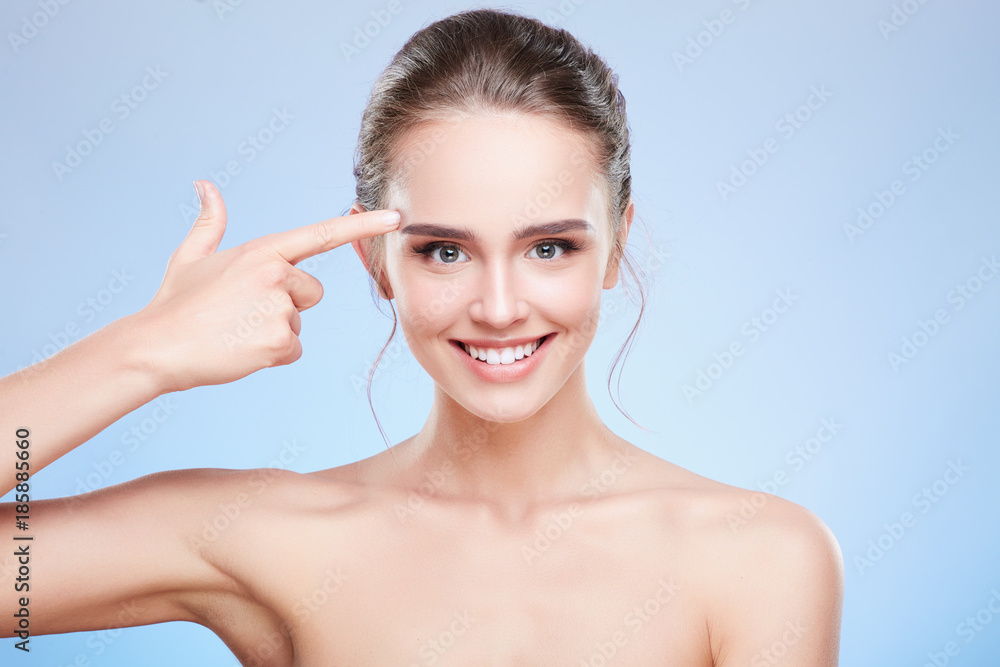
[259,209,401,265]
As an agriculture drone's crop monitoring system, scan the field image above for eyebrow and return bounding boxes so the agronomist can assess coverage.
[399,219,594,242]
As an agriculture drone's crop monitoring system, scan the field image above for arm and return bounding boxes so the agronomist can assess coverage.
[0,313,164,496]
[0,467,256,638]
[709,494,845,666]
[1,180,400,497]
[1,180,295,497]
[0,180,400,638]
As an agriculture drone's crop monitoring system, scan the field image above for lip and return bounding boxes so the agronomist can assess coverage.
[452,334,546,349]
[449,333,555,383]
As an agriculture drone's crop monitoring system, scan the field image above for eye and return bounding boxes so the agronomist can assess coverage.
[529,241,572,260]
[412,239,582,265]
[413,242,470,264]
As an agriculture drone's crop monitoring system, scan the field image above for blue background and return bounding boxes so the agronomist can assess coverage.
[2,0,998,664]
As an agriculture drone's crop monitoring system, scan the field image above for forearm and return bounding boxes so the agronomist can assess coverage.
[1,313,166,496]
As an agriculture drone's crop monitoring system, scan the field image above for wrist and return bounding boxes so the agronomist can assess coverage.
[112,310,178,397]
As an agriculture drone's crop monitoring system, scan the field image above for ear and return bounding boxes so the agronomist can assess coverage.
[349,202,395,300]
[603,199,634,290]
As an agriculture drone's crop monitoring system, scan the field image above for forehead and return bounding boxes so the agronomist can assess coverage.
[388,113,605,232]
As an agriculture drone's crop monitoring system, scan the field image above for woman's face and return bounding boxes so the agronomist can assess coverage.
[356,112,630,422]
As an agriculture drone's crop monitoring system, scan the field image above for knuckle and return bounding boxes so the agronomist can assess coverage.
[312,222,336,250]
[294,271,323,303]
[257,262,288,286]
[265,345,285,368]
[266,329,297,359]
[285,341,304,365]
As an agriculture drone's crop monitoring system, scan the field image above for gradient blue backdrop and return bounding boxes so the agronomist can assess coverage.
[2,1,998,665]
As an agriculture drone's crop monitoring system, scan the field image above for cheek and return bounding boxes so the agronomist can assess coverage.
[541,267,607,359]
[531,273,600,322]
[394,271,467,332]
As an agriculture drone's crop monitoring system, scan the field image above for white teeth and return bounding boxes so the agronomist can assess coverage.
[462,337,545,365]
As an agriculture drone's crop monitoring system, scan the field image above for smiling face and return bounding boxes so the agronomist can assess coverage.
[353,111,631,423]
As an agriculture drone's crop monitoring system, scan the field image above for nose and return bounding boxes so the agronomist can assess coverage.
[467,261,529,329]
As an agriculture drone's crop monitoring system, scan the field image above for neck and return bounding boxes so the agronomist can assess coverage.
[391,362,628,522]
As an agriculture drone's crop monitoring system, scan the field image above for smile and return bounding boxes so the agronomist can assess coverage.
[457,335,547,365]
[448,334,555,383]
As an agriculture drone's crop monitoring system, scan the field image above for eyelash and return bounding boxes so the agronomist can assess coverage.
[411,239,583,264]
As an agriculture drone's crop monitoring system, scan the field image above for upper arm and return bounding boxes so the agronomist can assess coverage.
[0,468,247,638]
[709,494,845,666]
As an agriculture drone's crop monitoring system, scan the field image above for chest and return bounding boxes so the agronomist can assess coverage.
[294,572,701,666]
[247,504,714,666]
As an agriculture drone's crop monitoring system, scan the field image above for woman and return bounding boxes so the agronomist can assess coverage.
[1,8,843,665]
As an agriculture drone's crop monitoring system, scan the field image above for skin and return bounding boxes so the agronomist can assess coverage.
[0,113,843,665]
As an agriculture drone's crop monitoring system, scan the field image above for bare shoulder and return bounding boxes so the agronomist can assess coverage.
[135,465,364,617]
[642,458,844,665]
[92,465,365,582]
[0,465,350,639]
[104,465,350,520]
[654,460,841,554]
[628,448,841,566]
[167,464,367,546]
[149,462,364,511]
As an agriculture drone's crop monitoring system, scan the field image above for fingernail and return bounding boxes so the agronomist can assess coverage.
[193,180,205,204]
[382,211,401,227]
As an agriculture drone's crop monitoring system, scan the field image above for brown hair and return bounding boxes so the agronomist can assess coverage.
[350,7,653,448]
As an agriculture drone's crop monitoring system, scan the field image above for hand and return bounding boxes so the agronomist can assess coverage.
[132,180,400,394]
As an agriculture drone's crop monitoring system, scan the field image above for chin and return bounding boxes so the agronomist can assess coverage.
[450,391,545,424]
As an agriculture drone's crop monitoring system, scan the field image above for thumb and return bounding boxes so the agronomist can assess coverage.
[174,180,228,261]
